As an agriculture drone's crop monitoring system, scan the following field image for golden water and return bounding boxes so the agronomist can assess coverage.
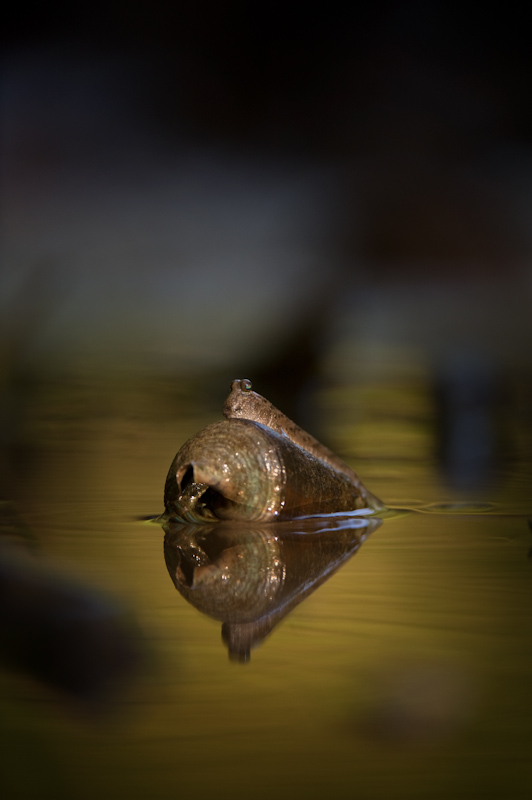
[1,374,531,800]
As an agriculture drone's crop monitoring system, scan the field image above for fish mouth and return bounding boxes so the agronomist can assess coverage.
[169,462,240,523]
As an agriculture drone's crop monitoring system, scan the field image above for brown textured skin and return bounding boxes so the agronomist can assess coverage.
[164,418,369,522]
[223,378,382,509]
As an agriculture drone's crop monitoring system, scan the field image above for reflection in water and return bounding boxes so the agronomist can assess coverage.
[162,514,381,661]
[434,353,502,491]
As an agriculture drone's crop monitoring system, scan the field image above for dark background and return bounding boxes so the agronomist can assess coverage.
[2,2,532,404]
[5,3,532,149]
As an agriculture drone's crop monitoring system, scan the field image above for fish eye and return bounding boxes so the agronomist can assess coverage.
[240,379,253,392]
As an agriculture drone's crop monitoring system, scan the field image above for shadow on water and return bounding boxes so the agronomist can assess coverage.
[162,514,381,662]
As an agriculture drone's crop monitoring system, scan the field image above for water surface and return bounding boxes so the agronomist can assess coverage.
[1,374,531,800]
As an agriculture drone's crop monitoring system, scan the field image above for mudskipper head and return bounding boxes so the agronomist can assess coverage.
[223,378,261,419]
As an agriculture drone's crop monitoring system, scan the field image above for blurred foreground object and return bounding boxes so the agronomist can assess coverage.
[362,661,474,743]
[164,380,382,522]
[0,504,143,703]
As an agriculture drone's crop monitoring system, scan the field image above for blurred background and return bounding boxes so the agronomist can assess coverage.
[3,1,532,484]
[3,1,532,379]
[2,4,532,799]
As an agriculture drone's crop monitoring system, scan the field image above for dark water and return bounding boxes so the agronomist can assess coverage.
[1,374,531,800]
